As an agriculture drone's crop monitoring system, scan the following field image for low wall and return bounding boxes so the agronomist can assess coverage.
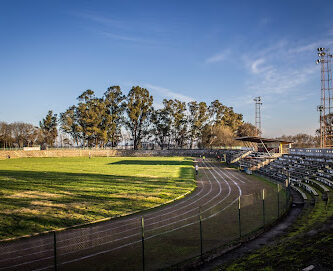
[0,149,222,160]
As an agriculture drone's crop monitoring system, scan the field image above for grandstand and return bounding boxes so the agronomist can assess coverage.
[224,147,333,205]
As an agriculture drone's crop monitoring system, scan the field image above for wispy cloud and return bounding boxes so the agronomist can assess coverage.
[288,39,333,54]
[259,17,271,26]
[205,50,230,63]
[248,64,317,96]
[100,31,157,44]
[226,94,255,109]
[145,83,194,103]
[74,12,163,45]
[242,39,319,97]
[250,58,269,74]
[75,12,127,30]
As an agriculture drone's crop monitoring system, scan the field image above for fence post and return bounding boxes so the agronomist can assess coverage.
[53,231,57,271]
[285,178,289,211]
[262,189,265,228]
[277,184,280,218]
[238,196,241,239]
[141,217,145,271]
[199,207,203,259]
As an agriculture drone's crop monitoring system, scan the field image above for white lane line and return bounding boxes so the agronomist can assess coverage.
[0,178,206,258]
[0,161,209,258]
[3,161,239,271]
[0,161,213,263]
[207,162,242,197]
[53,161,226,257]
[30,161,241,271]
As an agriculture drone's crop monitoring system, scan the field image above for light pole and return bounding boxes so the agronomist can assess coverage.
[254,97,262,136]
[316,48,333,148]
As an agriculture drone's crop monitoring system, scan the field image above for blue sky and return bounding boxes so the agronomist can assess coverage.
[1,0,332,137]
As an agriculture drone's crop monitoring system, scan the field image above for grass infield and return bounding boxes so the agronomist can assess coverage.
[0,156,196,240]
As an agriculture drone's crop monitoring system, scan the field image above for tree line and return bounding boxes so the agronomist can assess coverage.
[278,134,319,148]
[0,111,58,148]
[58,85,258,149]
[0,85,273,149]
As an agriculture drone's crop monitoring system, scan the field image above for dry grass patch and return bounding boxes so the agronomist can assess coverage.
[0,156,195,239]
[6,191,62,199]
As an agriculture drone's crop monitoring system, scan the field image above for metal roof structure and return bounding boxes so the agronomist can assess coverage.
[235,136,293,145]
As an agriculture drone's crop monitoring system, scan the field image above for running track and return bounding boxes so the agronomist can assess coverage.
[0,160,267,271]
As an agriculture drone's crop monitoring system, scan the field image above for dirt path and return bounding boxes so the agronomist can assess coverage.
[0,160,272,271]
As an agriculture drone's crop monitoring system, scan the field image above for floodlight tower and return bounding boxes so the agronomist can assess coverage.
[254,96,262,136]
[316,48,333,148]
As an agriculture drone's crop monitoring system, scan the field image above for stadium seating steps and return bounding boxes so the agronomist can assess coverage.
[221,149,333,204]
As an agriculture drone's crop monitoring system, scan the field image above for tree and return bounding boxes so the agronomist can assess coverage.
[124,86,153,150]
[221,106,243,132]
[103,86,126,148]
[0,122,44,148]
[188,101,209,148]
[201,124,236,148]
[201,100,227,148]
[209,100,226,125]
[39,110,58,146]
[278,134,319,148]
[167,99,188,148]
[59,106,81,146]
[76,90,107,147]
[0,122,12,148]
[237,122,258,137]
[11,122,37,147]
[212,125,236,147]
[151,106,172,149]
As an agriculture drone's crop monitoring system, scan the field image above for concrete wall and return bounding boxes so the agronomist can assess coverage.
[0,149,222,160]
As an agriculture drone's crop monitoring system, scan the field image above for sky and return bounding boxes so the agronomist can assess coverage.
[0,0,332,137]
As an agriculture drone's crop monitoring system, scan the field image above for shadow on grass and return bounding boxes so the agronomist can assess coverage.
[0,169,194,189]
[0,167,195,239]
[109,159,193,166]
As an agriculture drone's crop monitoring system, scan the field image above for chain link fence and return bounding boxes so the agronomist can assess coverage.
[0,185,290,271]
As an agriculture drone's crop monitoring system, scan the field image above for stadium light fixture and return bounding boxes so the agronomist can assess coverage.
[316,47,333,148]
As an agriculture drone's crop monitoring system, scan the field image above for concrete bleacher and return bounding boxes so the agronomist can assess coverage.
[304,177,330,193]
[291,184,308,201]
[255,148,333,203]
[224,148,333,204]
[235,152,279,171]
[221,149,252,164]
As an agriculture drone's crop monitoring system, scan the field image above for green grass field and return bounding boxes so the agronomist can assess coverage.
[0,156,195,240]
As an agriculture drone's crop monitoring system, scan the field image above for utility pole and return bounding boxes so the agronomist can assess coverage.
[316,48,333,148]
[254,96,262,136]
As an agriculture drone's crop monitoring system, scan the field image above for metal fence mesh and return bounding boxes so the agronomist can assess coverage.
[145,216,200,271]
[240,192,263,236]
[0,186,290,271]
[0,233,54,271]
[56,218,142,271]
[202,200,239,253]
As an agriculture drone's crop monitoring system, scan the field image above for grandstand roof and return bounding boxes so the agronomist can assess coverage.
[235,136,293,144]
